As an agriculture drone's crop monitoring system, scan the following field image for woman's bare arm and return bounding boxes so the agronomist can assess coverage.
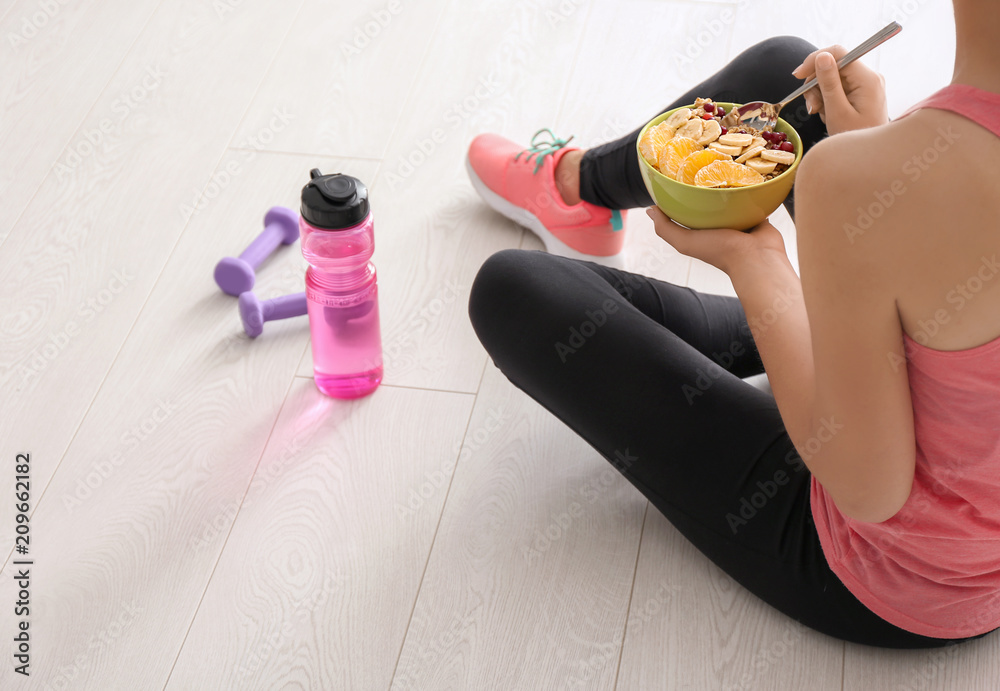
[729,137,916,522]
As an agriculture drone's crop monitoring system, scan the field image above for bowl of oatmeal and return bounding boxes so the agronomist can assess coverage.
[636,99,803,230]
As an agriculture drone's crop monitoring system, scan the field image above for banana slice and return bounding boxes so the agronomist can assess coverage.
[760,149,796,165]
[676,119,704,140]
[735,145,765,164]
[664,108,693,129]
[697,119,723,145]
[745,157,777,175]
[751,136,767,150]
[718,132,753,147]
[708,142,742,157]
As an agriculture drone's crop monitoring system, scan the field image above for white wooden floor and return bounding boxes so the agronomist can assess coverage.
[2,0,996,689]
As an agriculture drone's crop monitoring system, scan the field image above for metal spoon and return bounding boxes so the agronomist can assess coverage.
[721,21,902,132]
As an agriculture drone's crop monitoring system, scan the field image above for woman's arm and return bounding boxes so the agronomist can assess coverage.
[651,139,915,522]
[728,139,916,522]
[650,48,911,521]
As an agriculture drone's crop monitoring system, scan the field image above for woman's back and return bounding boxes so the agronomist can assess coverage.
[822,86,1000,352]
[804,83,1000,637]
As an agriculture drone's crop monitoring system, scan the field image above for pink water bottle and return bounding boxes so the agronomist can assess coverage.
[300,169,383,398]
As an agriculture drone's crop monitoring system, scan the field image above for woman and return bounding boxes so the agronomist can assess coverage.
[465,1,1000,648]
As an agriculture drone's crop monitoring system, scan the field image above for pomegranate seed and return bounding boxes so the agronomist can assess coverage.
[702,113,713,120]
[703,102,715,113]
[779,141,794,152]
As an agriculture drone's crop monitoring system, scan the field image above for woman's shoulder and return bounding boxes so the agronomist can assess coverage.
[795,111,1000,350]
[793,124,911,247]
[801,109,997,188]
[795,111,993,244]
[798,117,931,190]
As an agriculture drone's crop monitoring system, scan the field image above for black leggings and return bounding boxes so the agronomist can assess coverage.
[467,38,994,648]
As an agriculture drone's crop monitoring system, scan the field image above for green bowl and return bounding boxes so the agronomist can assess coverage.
[636,103,803,230]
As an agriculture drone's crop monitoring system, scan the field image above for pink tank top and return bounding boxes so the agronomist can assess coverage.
[810,83,1000,639]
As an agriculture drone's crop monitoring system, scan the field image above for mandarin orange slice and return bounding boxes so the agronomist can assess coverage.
[639,122,676,167]
[693,160,766,188]
[658,136,702,179]
[677,148,731,186]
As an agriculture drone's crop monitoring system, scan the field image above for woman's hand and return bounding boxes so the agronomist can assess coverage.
[646,206,787,277]
[792,46,889,136]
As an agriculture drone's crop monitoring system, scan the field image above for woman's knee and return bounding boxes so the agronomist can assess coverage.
[468,249,552,351]
[469,249,541,318]
[744,36,817,73]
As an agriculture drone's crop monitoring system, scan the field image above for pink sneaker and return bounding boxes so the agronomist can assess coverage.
[466,129,626,265]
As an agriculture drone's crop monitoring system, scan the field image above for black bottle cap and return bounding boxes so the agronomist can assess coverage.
[300,168,370,229]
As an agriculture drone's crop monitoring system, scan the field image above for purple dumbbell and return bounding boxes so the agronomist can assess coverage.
[215,206,300,296]
[238,289,378,338]
[239,291,307,338]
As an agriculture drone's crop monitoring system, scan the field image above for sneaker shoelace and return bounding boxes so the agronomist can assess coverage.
[512,128,623,232]
[514,128,575,175]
